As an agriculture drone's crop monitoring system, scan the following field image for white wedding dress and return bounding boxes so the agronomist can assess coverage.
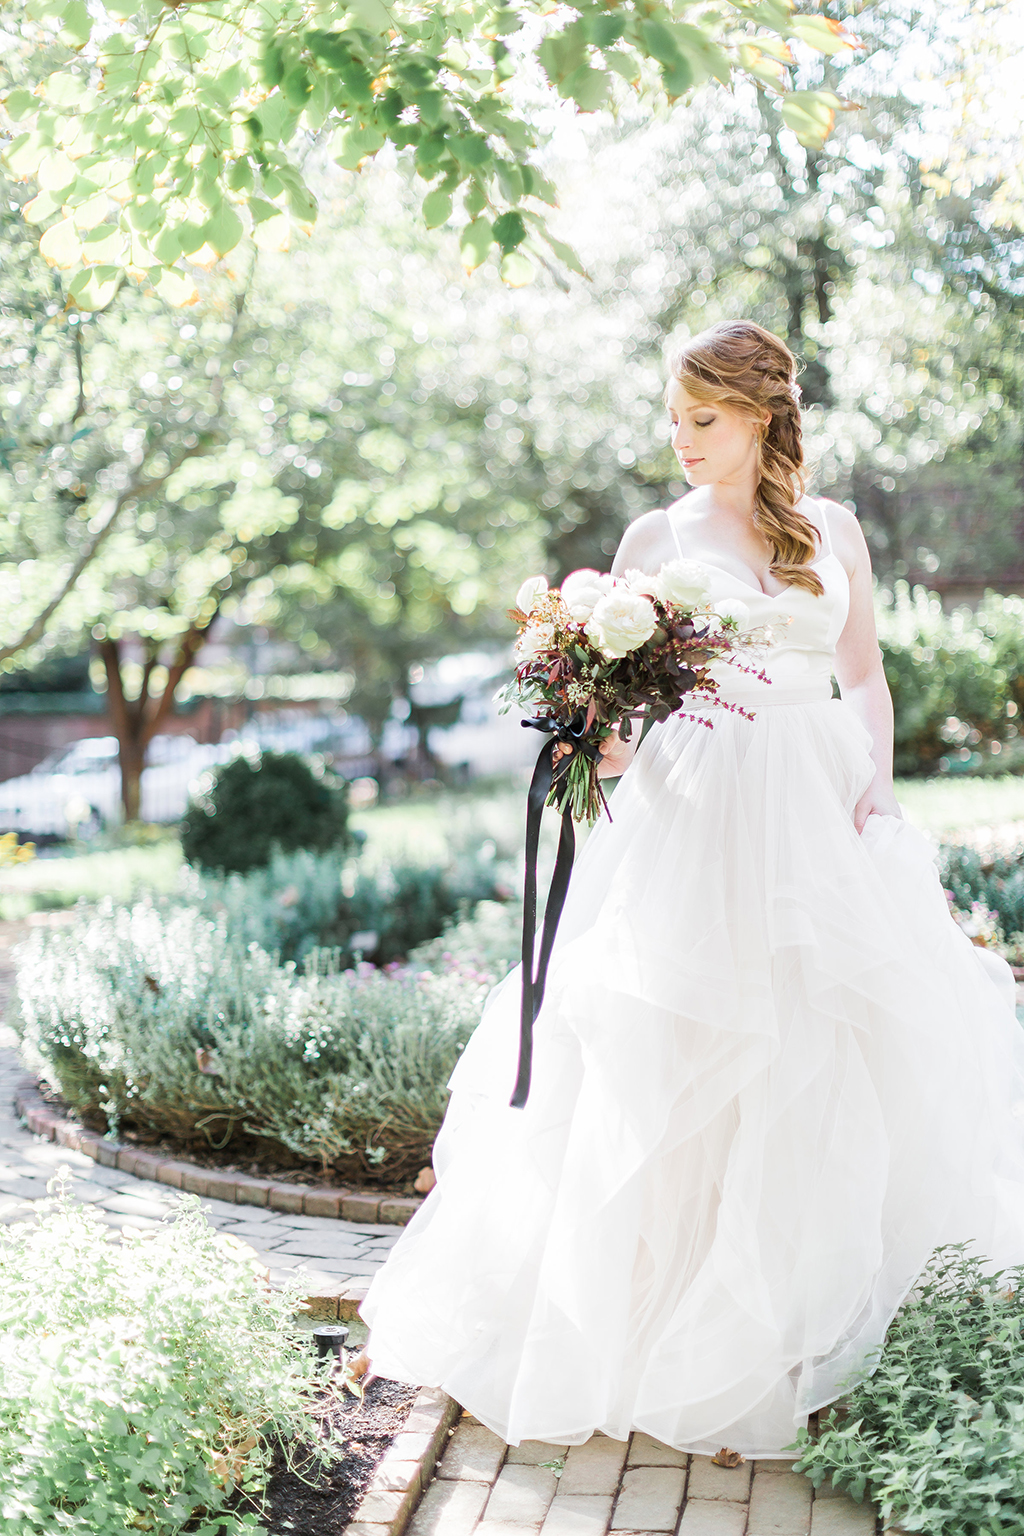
[361,502,1024,1457]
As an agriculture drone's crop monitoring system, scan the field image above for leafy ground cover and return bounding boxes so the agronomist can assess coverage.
[0,1176,337,1536]
[795,1247,1024,1536]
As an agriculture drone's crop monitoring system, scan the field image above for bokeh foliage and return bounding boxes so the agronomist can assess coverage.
[5,0,853,306]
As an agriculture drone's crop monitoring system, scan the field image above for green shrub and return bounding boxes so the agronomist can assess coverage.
[0,1174,327,1536]
[938,839,1024,946]
[410,897,522,984]
[191,845,504,965]
[180,749,350,874]
[14,901,493,1182]
[795,1246,1024,1535]
[876,584,1013,776]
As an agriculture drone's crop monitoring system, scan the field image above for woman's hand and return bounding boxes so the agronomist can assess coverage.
[853,778,902,835]
[552,725,637,779]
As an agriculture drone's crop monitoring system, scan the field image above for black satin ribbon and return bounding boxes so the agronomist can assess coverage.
[510,714,603,1110]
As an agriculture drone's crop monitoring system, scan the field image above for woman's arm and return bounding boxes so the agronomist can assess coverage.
[827,501,902,833]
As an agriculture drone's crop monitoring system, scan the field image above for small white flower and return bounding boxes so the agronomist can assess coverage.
[586,588,658,658]
[515,622,555,660]
[559,568,614,620]
[654,559,711,608]
[515,574,548,614]
[713,598,752,631]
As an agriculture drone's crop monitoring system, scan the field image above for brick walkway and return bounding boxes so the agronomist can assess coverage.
[405,1415,878,1536]
[0,1031,399,1294]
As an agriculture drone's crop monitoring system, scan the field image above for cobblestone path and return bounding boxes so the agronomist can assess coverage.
[402,1414,880,1536]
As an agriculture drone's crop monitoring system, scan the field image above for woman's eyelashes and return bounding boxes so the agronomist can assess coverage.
[695,418,715,428]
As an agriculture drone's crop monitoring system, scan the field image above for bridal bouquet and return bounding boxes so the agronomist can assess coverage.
[499,561,769,824]
[499,559,771,1107]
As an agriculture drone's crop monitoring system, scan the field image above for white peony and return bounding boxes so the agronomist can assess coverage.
[515,622,556,660]
[515,574,548,614]
[560,568,614,621]
[653,559,711,608]
[586,587,658,659]
[712,598,752,632]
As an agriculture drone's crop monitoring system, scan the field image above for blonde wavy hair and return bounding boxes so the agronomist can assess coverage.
[666,321,822,596]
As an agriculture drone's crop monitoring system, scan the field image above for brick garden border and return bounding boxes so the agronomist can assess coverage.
[347,1387,462,1536]
[14,1076,423,1319]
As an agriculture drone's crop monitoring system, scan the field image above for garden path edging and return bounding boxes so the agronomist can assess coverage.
[346,1386,461,1536]
[14,1076,423,1321]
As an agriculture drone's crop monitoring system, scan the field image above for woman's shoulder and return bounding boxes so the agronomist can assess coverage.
[808,495,863,547]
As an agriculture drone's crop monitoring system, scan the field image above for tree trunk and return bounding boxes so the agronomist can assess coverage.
[99,612,218,824]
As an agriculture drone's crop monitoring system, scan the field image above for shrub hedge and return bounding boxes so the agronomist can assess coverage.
[190,844,504,965]
[877,586,1024,776]
[13,900,519,1183]
[0,1177,327,1536]
[180,749,351,873]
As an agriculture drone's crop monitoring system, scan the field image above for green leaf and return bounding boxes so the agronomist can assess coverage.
[537,22,587,85]
[460,216,493,272]
[638,20,683,69]
[790,15,854,54]
[282,66,315,110]
[67,265,120,311]
[585,14,626,47]
[39,218,81,270]
[560,65,609,111]
[59,0,91,45]
[346,0,393,33]
[492,210,525,252]
[37,150,76,193]
[603,50,641,84]
[500,250,534,286]
[151,224,183,263]
[23,188,64,225]
[201,203,244,257]
[152,266,199,307]
[332,124,386,170]
[3,88,38,121]
[780,90,842,149]
[43,71,87,108]
[422,188,453,228]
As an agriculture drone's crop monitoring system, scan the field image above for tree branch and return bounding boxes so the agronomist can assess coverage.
[0,269,252,668]
[141,606,220,749]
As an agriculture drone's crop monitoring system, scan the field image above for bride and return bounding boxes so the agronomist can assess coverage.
[359,320,1024,1457]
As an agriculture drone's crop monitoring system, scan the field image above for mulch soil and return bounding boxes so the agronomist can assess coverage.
[231,1373,420,1536]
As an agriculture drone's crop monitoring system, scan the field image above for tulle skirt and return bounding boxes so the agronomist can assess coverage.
[360,695,1024,1456]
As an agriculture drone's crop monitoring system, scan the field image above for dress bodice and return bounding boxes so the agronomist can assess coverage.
[667,501,851,707]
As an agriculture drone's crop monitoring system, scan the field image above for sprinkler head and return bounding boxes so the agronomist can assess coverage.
[312,1324,350,1360]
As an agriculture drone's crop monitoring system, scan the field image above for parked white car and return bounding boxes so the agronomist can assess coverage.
[0,733,232,836]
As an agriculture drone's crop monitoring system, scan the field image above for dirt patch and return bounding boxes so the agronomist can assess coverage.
[232,1375,420,1535]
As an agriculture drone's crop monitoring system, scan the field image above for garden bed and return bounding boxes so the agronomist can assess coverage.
[231,1375,420,1535]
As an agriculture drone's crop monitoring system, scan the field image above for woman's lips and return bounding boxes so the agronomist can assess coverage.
[680,458,703,467]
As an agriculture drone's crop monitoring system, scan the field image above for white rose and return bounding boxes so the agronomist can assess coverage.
[559,568,614,621]
[586,588,658,659]
[653,559,711,608]
[515,574,548,614]
[713,598,752,631]
[622,568,660,598]
[515,622,555,660]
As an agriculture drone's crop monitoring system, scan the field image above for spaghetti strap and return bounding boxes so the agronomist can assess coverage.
[665,507,685,561]
[816,497,834,557]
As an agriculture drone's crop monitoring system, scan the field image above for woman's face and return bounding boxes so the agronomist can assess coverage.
[665,377,763,488]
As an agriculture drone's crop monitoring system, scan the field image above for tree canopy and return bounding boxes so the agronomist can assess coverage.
[5,0,856,307]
